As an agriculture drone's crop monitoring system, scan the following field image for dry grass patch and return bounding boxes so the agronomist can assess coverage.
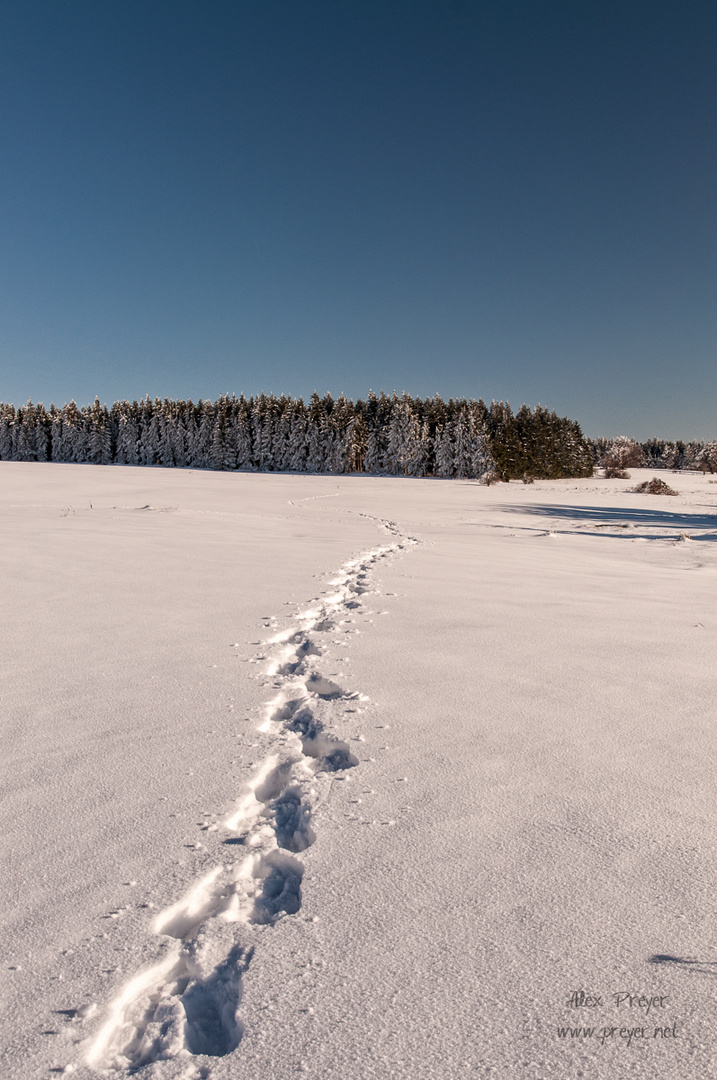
[630,477,679,496]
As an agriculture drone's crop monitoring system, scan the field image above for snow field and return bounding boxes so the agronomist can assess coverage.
[2,463,717,1079]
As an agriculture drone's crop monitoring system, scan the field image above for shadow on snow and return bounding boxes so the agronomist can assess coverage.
[502,503,717,540]
[649,954,717,977]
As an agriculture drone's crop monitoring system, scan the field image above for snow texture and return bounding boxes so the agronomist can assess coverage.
[1,463,717,1079]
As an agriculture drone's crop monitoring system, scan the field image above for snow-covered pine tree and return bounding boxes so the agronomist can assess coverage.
[140,400,162,467]
[184,407,201,468]
[362,389,379,436]
[453,403,473,478]
[54,415,70,462]
[562,416,593,477]
[422,395,444,476]
[399,396,426,476]
[54,401,77,463]
[156,399,176,467]
[324,393,353,473]
[364,424,384,473]
[12,401,37,461]
[486,401,523,480]
[135,398,154,466]
[232,396,254,471]
[31,402,51,461]
[305,421,324,473]
[71,404,92,463]
[377,391,395,472]
[171,400,189,467]
[0,404,15,460]
[346,412,368,472]
[362,390,388,473]
[88,419,112,464]
[251,394,275,471]
[115,411,140,465]
[210,398,230,470]
[9,406,29,460]
[400,414,425,476]
[249,395,263,470]
[265,394,282,470]
[285,399,308,472]
[383,392,405,475]
[434,421,455,478]
[514,403,537,477]
[86,398,112,465]
[221,396,238,470]
[313,393,336,473]
[305,392,325,473]
[49,406,63,462]
[192,400,215,468]
[88,420,111,465]
[272,395,294,472]
[467,401,494,479]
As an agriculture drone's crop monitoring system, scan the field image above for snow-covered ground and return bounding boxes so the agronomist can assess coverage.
[2,462,716,1080]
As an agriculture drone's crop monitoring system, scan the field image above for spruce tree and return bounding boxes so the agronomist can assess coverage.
[305,392,325,473]
[346,413,368,472]
[434,422,455,478]
[232,396,254,471]
[116,413,140,465]
[364,424,384,473]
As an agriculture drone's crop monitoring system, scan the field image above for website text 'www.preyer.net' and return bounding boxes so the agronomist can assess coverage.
[557,991,679,1048]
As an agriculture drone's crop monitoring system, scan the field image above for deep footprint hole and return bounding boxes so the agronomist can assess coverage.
[271,786,316,852]
[253,855,304,923]
[288,709,321,740]
[182,945,249,1058]
[301,733,359,772]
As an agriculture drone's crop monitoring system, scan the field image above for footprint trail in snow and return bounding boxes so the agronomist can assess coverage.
[85,516,416,1074]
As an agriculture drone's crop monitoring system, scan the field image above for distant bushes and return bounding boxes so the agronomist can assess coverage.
[590,436,716,473]
[0,391,594,480]
[601,436,643,478]
[604,465,631,479]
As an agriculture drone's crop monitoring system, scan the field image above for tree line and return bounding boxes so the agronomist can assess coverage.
[0,392,594,480]
[589,436,717,473]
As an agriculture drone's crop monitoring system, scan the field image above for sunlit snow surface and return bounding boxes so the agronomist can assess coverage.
[2,462,717,1080]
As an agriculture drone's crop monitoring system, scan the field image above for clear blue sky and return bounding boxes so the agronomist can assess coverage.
[0,0,715,439]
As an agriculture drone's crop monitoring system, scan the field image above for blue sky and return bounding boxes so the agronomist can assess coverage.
[0,0,715,439]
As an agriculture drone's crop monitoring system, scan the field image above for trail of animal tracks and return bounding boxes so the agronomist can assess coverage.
[2,464,717,1080]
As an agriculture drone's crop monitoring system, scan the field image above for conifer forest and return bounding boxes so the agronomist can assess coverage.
[0,392,595,481]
